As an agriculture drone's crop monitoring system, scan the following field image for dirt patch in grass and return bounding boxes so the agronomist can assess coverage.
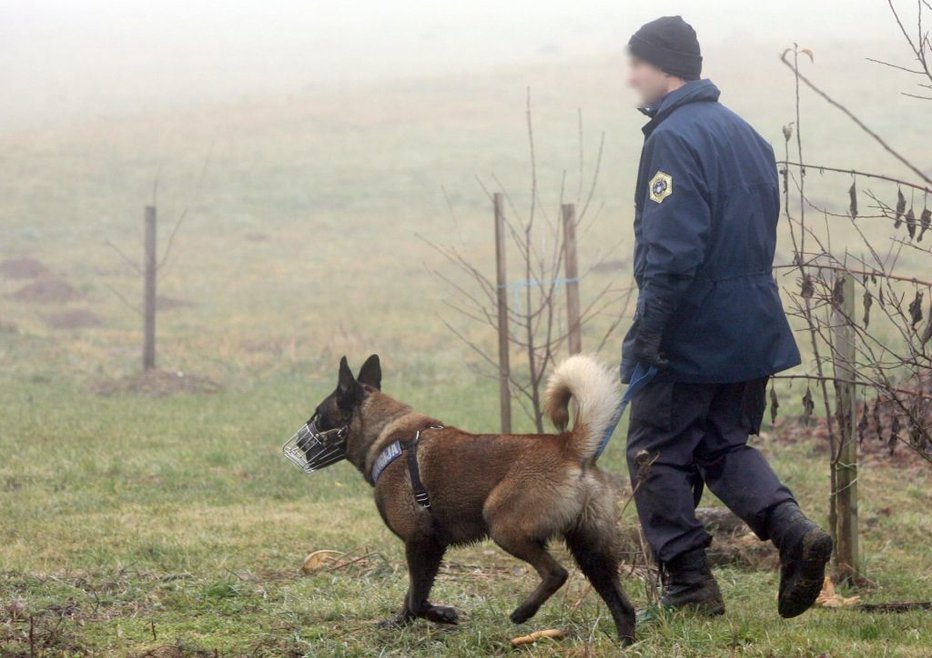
[769,393,930,470]
[0,256,49,279]
[0,605,86,658]
[91,369,222,397]
[602,475,776,570]
[10,276,82,304]
[613,506,777,571]
[767,372,931,469]
[43,308,102,330]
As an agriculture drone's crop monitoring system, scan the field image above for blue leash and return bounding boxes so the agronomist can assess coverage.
[593,362,658,459]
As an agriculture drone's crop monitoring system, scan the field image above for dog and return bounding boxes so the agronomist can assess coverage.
[300,353,636,644]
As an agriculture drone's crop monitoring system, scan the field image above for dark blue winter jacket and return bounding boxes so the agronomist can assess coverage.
[621,79,801,384]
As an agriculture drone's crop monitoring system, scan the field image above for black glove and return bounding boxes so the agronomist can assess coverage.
[631,299,671,370]
[631,327,669,370]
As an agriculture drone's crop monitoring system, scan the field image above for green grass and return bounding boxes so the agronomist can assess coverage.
[1,45,930,656]
[0,374,929,657]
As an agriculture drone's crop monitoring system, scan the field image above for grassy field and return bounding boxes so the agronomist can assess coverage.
[1,40,930,656]
[0,375,928,657]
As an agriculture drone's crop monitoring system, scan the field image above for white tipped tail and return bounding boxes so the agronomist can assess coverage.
[544,354,621,462]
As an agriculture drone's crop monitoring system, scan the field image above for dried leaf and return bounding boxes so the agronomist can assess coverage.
[857,404,869,444]
[889,414,900,454]
[906,207,917,239]
[907,402,928,452]
[816,577,861,608]
[511,629,565,647]
[848,181,858,220]
[908,290,924,328]
[802,387,815,419]
[801,274,814,299]
[302,549,343,574]
[919,208,931,242]
[862,288,872,328]
[832,276,845,308]
[770,385,780,424]
[801,48,815,62]
[879,286,886,307]
[872,396,883,442]
[894,188,906,228]
[922,314,932,347]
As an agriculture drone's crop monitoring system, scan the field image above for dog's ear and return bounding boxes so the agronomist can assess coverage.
[337,356,358,400]
[357,354,381,390]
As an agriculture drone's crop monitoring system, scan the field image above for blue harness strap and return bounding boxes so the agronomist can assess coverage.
[594,362,658,459]
[371,440,403,484]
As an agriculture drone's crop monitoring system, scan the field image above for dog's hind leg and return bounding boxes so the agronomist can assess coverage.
[565,517,636,645]
[380,536,458,628]
[489,529,568,624]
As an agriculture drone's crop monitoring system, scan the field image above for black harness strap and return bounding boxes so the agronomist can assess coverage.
[370,423,443,509]
[403,424,444,509]
[405,430,431,509]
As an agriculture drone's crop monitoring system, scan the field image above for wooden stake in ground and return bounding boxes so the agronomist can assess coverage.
[494,193,512,433]
[832,272,860,582]
[143,205,157,371]
[561,203,582,355]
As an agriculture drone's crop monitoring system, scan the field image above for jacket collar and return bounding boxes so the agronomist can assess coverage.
[639,79,721,136]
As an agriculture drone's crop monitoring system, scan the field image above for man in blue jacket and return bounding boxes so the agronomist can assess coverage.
[622,16,832,619]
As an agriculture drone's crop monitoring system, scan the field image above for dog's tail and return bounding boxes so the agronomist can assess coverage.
[544,354,621,462]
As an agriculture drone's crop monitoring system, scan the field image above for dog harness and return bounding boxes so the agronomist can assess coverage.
[370,424,444,509]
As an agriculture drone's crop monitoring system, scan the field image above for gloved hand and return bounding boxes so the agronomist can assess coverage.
[631,298,672,370]
[631,327,669,370]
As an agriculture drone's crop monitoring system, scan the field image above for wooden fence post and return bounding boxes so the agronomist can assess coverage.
[143,205,157,371]
[561,203,582,355]
[494,193,512,433]
[832,272,860,582]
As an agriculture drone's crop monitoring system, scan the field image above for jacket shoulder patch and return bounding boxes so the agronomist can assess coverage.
[648,170,673,203]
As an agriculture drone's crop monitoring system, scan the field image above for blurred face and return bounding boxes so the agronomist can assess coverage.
[627,55,677,107]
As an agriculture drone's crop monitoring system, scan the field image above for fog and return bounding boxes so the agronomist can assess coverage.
[2,0,898,131]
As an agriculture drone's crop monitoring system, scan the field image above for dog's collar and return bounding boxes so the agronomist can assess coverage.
[370,424,444,509]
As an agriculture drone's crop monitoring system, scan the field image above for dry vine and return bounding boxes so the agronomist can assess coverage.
[775,4,931,579]
[426,90,632,431]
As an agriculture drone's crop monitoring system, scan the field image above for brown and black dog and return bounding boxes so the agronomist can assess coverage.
[304,353,636,644]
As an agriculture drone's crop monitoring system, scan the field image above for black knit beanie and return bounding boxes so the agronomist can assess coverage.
[628,16,702,81]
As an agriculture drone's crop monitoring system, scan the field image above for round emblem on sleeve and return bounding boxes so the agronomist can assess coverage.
[648,171,673,203]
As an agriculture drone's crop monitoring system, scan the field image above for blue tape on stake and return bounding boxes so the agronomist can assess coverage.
[594,362,658,459]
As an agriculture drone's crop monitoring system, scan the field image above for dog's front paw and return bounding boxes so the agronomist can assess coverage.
[423,604,459,625]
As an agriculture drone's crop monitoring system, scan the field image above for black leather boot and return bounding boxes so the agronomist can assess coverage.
[767,503,833,618]
[659,547,725,616]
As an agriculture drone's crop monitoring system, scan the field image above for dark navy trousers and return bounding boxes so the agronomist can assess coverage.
[626,377,797,563]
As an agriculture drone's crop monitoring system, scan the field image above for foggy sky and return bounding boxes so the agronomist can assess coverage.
[1,1,902,131]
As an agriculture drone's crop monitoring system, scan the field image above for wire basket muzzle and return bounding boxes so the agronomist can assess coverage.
[282,419,348,474]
